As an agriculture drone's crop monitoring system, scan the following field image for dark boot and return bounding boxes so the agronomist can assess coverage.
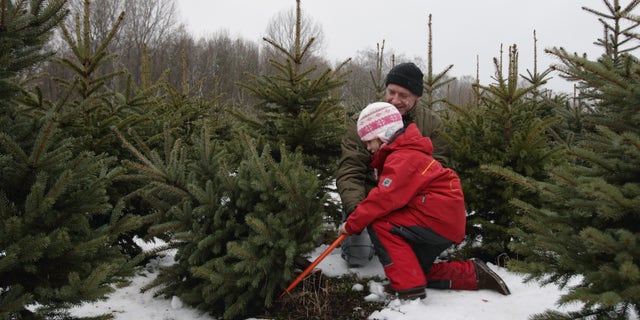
[473,259,511,295]
[426,279,451,289]
[384,284,427,300]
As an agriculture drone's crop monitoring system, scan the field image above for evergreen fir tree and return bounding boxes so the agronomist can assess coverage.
[154,48,230,144]
[499,1,640,318]
[233,0,348,223]
[0,118,143,318]
[25,1,223,258]
[421,14,455,111]
[23,0,207,161]
[115,125,326,319]
[0,0,68,135]
[0,1,143,317]
[443,45,562,260]
[22,0,171,259]
[41,0,156,158]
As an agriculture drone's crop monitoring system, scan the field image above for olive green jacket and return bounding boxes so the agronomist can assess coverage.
[335,105,449,214]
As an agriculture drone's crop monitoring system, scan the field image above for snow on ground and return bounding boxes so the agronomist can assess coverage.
[309,244,584,320]
[68,239,634,320]
[68,246,212,320]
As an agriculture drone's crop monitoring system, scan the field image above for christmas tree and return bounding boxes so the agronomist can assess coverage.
[0,1,142,318]
[116,125,326,319]
[0,0,67,134]
[443,44,562,260]
[36,0,224,258]
[233,0,347,224]
[503,1,640,318]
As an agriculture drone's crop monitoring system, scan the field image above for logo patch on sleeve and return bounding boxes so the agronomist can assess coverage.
[382,177,393,187]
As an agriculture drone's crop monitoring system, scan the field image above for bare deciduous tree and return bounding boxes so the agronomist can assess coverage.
[264,6,325,57]
[67,0,179,49]
[64,0,180,84]
[128,0,176,45]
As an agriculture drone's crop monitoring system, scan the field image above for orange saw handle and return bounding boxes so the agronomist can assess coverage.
[279,233,347,299]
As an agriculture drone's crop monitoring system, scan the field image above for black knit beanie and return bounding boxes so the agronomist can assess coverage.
[384,62,424,97]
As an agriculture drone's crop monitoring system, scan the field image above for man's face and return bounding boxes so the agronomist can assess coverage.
[385,84,420,115]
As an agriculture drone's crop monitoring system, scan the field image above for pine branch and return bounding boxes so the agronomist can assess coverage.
[245,216,271,240]
[120,160,167,182]
[481,164,539,193]
[113,127,158,170]
[241,132,268,184]
[148,181,190,199]
[0,133,29,163]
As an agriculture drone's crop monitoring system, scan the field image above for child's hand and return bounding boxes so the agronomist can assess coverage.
[338,222,349,235]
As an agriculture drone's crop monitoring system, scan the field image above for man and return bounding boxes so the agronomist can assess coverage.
[335,63,510,296]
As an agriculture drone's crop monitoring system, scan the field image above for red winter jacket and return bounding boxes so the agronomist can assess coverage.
[344,123,466,243]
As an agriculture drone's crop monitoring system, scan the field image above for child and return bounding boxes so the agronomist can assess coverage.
[338,102,510,299]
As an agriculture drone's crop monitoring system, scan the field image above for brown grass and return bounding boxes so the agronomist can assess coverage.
[264,273,384,319]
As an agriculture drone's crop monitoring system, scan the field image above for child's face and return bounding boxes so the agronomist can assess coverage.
[365,138,383,154]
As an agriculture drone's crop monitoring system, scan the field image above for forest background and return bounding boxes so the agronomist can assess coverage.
[1,0,638,319]
[178,0,604,94]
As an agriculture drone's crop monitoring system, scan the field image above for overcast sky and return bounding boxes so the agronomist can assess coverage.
[177,0,606,93]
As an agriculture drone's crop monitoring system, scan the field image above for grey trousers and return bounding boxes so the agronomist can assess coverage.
[340,231,375,268]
